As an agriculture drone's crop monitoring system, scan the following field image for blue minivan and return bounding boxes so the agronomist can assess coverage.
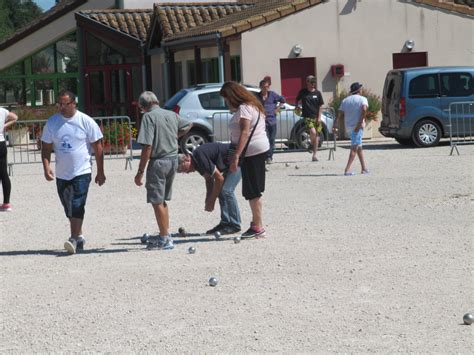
[379,66,474,147]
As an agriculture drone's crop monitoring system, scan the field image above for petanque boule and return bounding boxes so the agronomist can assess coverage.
[295,165,299,170]
[234,236,241,244]
[209,277,218,287]
[463,313,474,325]
[214,231,221,240]
[140,233,149,244]
[178,227,186,237]
[188,246,196,254]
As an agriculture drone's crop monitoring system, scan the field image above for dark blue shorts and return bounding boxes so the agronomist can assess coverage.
[56,173,91,219]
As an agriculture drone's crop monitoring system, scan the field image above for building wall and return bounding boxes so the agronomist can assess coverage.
[241,0,473,103]
[0,0,115,70]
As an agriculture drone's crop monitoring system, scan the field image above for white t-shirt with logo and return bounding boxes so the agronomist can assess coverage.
[229,104,269,157]
[41,111,103,180]
[0,107,9,142]
[339,94,369,131]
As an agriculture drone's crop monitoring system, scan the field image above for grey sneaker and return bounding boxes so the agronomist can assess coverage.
[64,238,77,255]
[146,235,174,250]
[240,225,266,239]
[76,235,86,251]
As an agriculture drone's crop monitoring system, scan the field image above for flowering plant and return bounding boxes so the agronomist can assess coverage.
[101,121,137,147]
[329,88,381,122]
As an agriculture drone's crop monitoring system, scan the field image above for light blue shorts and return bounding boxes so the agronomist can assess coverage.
[350,129,364,146]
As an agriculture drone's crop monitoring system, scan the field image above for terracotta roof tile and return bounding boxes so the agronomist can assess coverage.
[154,2,253,40]
[163,0,322,43]
[78,9,152,43]
[415,0,474,15]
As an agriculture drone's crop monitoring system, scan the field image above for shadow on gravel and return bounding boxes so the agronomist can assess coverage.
[0,248,131,257]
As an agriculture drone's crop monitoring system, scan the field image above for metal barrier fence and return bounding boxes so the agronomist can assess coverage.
[211,107,337,159]
[449,101,474,156]
[6,116,133,176]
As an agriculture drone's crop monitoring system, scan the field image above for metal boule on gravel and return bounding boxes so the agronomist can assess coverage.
[295,165,299,169]
[463,313,474,325]
[178,227,186,237]
[140,233,149,244]
[234,236,241,244]
[285,163,290,167]
[209,277,218,287]
[188,246,196,254]
[214,231,221,240]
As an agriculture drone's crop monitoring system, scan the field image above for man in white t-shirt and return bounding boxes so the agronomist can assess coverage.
[41,90,106,255]
[333,82,369,176]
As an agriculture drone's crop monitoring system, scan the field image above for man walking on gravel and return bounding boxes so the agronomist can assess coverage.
[41,90,106,255]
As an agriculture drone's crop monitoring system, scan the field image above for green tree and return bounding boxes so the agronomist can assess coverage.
[0,0,43,42]
[0,0,13,40]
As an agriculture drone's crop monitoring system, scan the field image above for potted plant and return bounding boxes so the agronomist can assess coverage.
[101,120,137,154]
[329,88,382,138]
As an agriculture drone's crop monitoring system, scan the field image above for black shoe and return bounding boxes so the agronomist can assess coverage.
[206,223,224,235]
[219,225,241,235]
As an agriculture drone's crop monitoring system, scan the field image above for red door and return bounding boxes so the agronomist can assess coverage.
[280,57,316,105]
[392,52,428,69]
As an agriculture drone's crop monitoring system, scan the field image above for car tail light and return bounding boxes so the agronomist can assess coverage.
[399,97,406,120]
[172,105,181,114]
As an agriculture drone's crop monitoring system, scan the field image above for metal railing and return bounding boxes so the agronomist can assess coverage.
[448,101,474,155]
[211,107,337,159]
[6,116,133,176]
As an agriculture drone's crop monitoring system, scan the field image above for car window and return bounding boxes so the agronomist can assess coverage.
[440,73,473,97]
[409,74,439,98]
[199,92,228,110]
[164,89,188,110]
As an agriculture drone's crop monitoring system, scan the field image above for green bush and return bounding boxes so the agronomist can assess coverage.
[329,88,382,121]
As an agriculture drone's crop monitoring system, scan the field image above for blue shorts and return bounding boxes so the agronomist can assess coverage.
[56,173,91,219]
[350,129,364,146]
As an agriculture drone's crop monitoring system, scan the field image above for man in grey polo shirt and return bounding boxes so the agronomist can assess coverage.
[134,91,192,250]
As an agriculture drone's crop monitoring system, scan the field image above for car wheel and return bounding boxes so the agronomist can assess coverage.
[294,123,325,150]
[412,119,441,148]
[395,137,414,146]
[180,130,208,153]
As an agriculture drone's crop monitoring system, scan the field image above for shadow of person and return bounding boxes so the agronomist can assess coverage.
[0,248,131,257]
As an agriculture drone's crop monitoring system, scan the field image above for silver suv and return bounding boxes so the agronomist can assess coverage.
[164,83,334,153]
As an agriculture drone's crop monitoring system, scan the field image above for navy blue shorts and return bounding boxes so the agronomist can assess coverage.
[56,173,91,219]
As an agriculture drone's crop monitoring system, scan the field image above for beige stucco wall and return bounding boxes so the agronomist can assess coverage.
[241,0,473,103]
[0,0,115,70]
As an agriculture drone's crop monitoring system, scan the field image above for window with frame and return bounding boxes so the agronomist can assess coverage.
[198,91,227,110]
[441,73,472,97]
[409,74,439,98]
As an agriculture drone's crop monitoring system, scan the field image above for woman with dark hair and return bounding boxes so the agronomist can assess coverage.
[220,81,269,239]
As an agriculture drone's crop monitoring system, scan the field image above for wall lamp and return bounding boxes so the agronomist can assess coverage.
[292,44,303,57]
[405,39,415,51]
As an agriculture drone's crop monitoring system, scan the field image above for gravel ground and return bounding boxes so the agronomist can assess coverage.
[0,139,473,352]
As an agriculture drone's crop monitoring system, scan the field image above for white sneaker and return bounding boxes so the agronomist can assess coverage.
[64,238,77,255]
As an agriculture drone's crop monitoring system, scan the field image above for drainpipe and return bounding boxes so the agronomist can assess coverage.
[217,33,224,83]
[115,0,124,9]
